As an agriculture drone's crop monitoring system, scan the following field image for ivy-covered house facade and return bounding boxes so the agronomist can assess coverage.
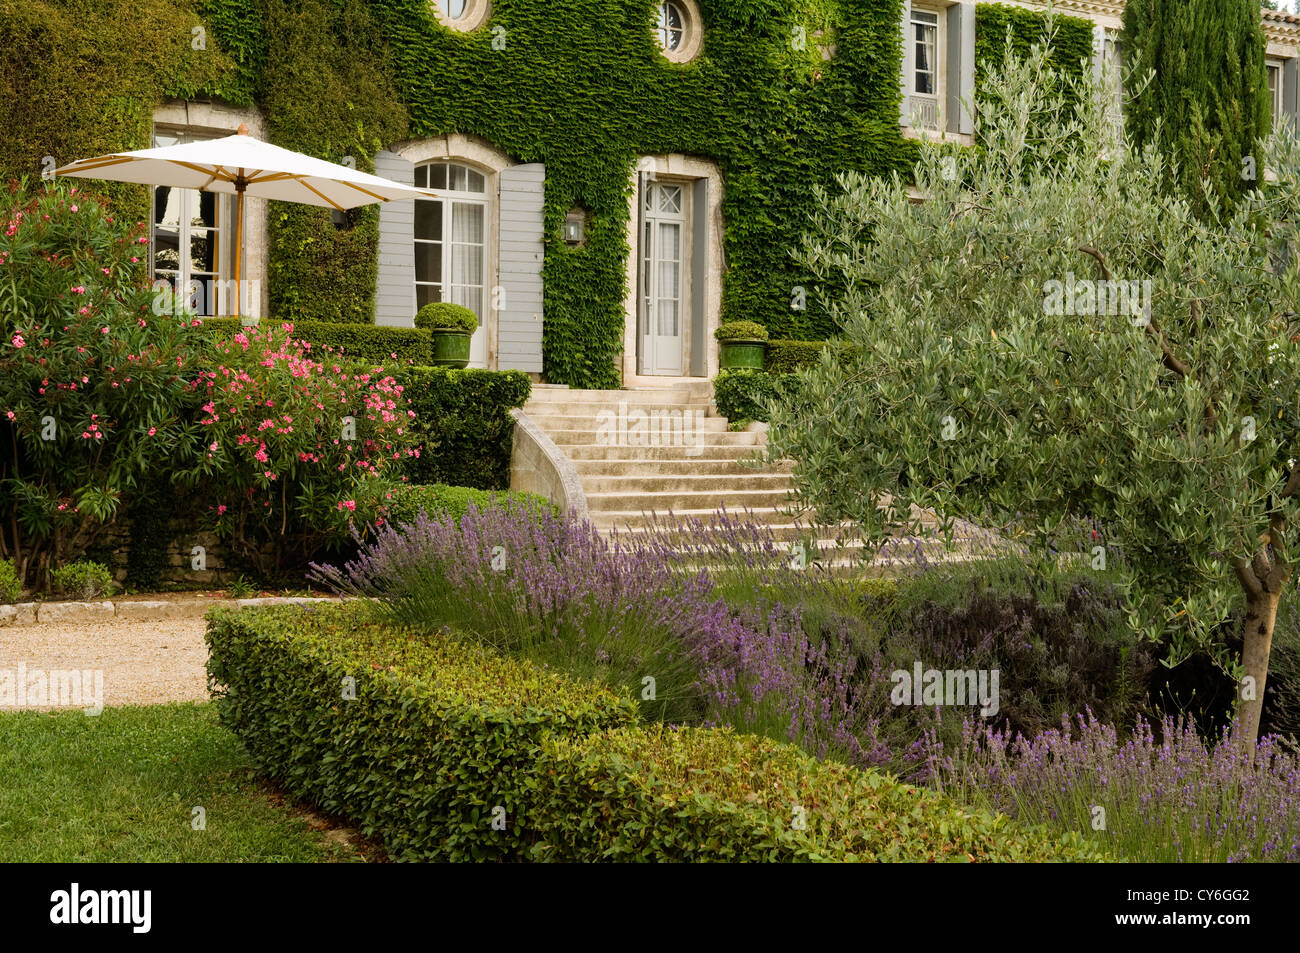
[5,1,1300,388]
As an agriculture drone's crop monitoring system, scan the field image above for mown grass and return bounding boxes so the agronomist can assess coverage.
[0,702,362,862]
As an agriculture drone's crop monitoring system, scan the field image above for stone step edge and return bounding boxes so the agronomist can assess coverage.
[0,595,350,627]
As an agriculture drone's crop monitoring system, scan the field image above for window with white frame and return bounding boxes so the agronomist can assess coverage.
[413,161,491,365]
[150,127,233,316]
[1269,61,1284,130]
[907,8,941,129]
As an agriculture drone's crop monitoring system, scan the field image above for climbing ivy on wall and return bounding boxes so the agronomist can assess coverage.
[1,0,1090,389]
[974,3,1095,93]
[360,0,920,387]
[0,0,238,214]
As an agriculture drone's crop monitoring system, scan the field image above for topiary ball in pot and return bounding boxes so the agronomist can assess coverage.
[415,303,479,368]
[715,320,769,370]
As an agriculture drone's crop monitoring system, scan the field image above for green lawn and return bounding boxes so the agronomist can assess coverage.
[0,702,361,862]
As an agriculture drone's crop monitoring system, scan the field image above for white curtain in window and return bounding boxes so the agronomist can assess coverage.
[657,222,680,336]
[448,202,485,314]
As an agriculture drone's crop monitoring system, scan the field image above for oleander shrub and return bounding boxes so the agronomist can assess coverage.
[397,366,531,489]
[0,179,206,589]
[530,724,1108,862]
[189,323,418,577]
[200,317,432,366]
[414,302,477,334]
[50,559,114,600]
[0,558,21,603]
[204,603,638,861]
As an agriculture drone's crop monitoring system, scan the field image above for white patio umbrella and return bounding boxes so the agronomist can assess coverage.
[55,124,439,320]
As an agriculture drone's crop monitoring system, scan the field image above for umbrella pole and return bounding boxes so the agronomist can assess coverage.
[233,180,246,322]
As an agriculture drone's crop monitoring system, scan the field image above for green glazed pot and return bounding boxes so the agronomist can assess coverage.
[430,329,473,368]
[719,340,767,370]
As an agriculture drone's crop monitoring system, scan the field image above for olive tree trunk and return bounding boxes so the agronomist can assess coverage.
[1238,584,1281,741]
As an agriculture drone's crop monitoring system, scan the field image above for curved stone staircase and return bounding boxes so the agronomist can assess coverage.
[522,381,805,534]
[519,382,1001,572]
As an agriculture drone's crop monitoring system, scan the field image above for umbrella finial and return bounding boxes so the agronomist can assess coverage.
[237,123,249,136]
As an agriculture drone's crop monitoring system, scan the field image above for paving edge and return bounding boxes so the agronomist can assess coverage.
[0,596,349,627]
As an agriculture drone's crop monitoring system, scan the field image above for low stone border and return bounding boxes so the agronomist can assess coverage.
[0,596,343,627]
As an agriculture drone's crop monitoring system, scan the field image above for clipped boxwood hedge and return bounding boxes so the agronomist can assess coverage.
[397,365,532,490]
[531,725,1107,863]
[713,368,802,425]
[209,606,1107,863]
[205,604,638,861]
[200,316,433,366]
[382,483,555,525]
[765,339,858,373]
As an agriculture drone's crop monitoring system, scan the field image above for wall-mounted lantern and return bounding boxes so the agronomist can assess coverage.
[564,208,587,246]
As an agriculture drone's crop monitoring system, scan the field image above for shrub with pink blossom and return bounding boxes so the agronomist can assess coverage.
[0,179,204,588]
[192,322,418,576]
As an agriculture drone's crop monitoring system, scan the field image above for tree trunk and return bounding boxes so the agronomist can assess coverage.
[1239,586,1282,741]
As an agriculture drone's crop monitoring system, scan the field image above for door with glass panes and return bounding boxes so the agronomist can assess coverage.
[640,180,689,376]
[151,129,232,316]
[414,161,490,368]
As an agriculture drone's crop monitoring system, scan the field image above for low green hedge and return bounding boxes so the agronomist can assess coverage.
[765,339,856,373]
[713,369,800,424]
[205,604,638,862]
[381,483,555,525]
[200,317,432,366]
[397,366,532,489]
[208,606,1108,862]
[531,725,1107,862]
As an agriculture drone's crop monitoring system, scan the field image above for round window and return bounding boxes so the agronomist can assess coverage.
[431,0,490,32]
[655,0,701,63]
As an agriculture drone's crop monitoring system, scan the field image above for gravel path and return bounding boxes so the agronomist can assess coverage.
[0,616,210,711]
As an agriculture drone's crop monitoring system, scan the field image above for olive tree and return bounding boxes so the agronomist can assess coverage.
[767,35,1300,740]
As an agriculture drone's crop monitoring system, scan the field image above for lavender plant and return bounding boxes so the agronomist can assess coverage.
[310,504,875,760]
[924,712,1300,863]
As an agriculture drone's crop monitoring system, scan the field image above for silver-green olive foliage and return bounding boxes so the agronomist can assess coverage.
[768,30,1300,739]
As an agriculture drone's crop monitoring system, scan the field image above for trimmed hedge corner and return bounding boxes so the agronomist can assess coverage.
[398,366,532,490]
[713,369,800,425]
[205,604,638,861]
[530,725,1108,863]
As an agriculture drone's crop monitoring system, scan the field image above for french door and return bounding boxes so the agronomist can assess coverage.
[640,181,689,376]
[150,129,231,316]
[414,162,490,368]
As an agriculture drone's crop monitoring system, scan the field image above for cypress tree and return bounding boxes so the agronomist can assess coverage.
[1123,0,1271,218]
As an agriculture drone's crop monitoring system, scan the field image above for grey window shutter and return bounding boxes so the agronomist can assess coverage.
[947,3,975,136]
[497,163,545,373]
[899,1,912,127]
[1091,24,1107,86]
[373,149,416,327]
[690,178,708,378]
[1285,58,1299,132]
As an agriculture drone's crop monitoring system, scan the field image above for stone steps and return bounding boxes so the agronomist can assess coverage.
[581,473,794,494]
[573,458,794,476]
[547,428,761,447]
[521,384,998,571]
